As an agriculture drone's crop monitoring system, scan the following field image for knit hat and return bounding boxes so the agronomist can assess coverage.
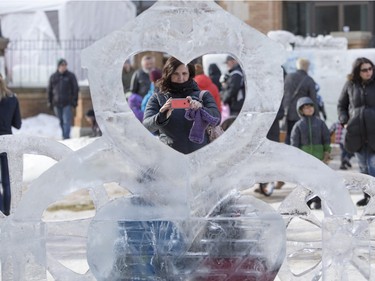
[149,69,162,82]
[57,58,67,67]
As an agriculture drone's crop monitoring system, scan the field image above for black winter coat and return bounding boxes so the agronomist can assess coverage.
[220,64,245,115]
[338,78,375,153]
[143,84,220,154]
[130,69,151,98]
[48,70,79,107]
[0,94,22,135]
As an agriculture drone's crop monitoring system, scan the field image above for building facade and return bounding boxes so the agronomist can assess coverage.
[219,1,375,47]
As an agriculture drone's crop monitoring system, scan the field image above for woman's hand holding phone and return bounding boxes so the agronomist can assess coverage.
[160,98,174,118]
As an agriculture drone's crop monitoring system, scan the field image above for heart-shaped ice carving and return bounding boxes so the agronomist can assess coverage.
[81,1,285,161]
[80,0,289,226]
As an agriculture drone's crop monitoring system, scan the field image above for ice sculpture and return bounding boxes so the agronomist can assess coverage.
[0,0,371,280]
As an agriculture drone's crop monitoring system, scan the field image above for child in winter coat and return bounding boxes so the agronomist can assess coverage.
[291,96,331,209]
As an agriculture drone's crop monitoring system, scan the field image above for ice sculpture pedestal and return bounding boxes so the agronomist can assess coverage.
[87,194,286,281]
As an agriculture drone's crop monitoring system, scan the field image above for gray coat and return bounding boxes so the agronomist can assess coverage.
[283,69,318,122]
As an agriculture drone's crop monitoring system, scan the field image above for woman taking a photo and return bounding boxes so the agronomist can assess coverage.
[338,57,375,207]
[143,57,221,154]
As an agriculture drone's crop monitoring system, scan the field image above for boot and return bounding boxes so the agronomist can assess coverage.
[339,162,347,170]
[307,196,321,210]
[356,193,370,207]
[343,158,352,168]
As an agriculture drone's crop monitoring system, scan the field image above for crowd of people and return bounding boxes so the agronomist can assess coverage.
[0,53,374,216]
[121,54,245,154]
[121,53,375,208]
[283,57,375,208]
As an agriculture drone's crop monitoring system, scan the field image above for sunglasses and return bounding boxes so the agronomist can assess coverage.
[360,67,373,73]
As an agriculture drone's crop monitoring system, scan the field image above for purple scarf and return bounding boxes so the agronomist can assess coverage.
[185,108,219,144]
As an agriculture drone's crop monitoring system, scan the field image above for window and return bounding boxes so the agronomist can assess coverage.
[283,2,308,36]
[315,5,338,35]
[283,1,371,36]
[344,4,368,31]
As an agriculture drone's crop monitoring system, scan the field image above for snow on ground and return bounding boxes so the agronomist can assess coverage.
[12,113,95,182]
[13,113,62,140]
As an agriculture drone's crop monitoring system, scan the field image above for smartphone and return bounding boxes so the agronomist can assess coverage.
[171,98,190,109]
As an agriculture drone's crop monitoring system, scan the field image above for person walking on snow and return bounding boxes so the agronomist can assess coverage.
[47,59,79,139]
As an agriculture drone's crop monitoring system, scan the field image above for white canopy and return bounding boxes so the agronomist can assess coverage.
[0,1,66,15]
[0,0,137,40]
[0,0,137,86]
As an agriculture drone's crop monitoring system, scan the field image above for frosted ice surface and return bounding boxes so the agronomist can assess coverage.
[322,218,370,281]
[0,0,369,280]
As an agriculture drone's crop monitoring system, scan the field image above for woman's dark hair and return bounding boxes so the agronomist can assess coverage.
[349,57,374,83]
[156,57,195,93]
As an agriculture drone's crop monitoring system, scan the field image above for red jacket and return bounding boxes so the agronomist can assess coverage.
[194,74,222,112]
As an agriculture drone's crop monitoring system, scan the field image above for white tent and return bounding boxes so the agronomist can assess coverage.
[0,0,137,40]
[0,0,137,86]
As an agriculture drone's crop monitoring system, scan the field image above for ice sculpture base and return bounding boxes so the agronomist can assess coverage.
[87,194,286,281]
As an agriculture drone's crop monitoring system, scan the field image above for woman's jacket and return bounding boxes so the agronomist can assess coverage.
[338,78,375,153]
[143,84,220,154]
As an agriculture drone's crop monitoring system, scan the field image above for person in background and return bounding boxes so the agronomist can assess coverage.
[208,63,222,91]
[130,55,156,98]
[329,121,353,170]
[283,58,318,145]
[85,109,102,137]
[338,57,375,207]
[47,58,79,139]
[194,63,222,113]
[141,69,163,112]
[143,57,220,154]
[0,73,22,216]
[220,56,245,116]
[291,97,331,209]
[122,59,135,95]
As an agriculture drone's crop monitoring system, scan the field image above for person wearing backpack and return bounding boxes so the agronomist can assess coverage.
[282,58,318,144]
[220,56,245,116]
